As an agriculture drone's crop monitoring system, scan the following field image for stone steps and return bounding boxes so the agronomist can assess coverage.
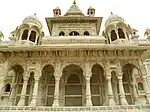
[0,105,150,112]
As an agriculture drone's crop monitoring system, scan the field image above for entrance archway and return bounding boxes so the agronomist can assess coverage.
[122,64,137,105]
[38,64,55,106]
[91,64,105,106]
[60,64,85,106]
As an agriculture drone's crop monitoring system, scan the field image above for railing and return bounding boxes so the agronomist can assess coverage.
[0,105,149,112]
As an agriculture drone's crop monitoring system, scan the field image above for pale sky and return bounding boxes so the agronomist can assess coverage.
[0,0,150,39]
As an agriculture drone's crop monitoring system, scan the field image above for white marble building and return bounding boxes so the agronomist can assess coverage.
[0,0,150,111]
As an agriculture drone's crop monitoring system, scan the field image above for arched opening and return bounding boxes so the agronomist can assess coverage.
[91,64,105,106]
[111,71,119,104]
[59,31,65,36]
[4,84,11,92]
[22,29,28,40]
[84,31,89,36]
[118,28,125,39]
[9,65,24,106]
[69,31,79,36]
[38,65,55,106]
[60,64,84,106]
[25,72,35,106]
[122,64,137,105]
[29,31,36,42]
[111,30,117,41]
[138,82,144,91]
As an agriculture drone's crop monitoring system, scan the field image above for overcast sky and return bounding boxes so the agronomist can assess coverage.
[0,0,150,39]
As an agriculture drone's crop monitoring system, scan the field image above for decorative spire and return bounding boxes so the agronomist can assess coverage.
[111,11,113,15]
[73,0,76,5]
[34,13,36,16]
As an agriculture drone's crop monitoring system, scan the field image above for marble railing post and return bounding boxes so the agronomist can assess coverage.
[52,76,60,107]
[30,76,40,106]
[85,76,92,106]
[106,76,116,106]
[118,76,128,105]
[17,76,29,106]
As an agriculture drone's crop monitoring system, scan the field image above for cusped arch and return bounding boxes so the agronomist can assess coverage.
[42,64,55,74]
[31,25,40,33]
[105,24,115,33]
[91,64,104,75]
[9,62,24,74]
[116,22,128,29]
[41,62,55,72]
[19,23,30,30]
[61,62,84,74]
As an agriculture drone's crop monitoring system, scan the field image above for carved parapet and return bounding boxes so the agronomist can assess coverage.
[0,105,148,112]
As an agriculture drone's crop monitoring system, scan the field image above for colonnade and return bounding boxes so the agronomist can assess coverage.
[0,60,150,107]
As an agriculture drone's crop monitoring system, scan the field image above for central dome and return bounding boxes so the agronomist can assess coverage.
[23,14,42,29]
[105,14,124,27]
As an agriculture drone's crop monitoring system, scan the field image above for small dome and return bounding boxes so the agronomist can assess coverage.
[105,13,124,27]
[22,14,42,29]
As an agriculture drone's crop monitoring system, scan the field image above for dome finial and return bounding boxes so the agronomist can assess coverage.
[111,11,113,15]
[73,0,76,5]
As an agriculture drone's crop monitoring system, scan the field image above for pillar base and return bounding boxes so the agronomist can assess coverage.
[30,99,37,106]
[17,97,25,106]
[145,94,150,104]
[120,95,128,105]
[86,100,93,106]
[108,98,116,106]
[52,100,59,107]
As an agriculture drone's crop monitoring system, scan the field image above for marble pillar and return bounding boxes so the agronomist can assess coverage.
[106,76,116,106]
[142,76,150,104]
[118,76,128,105]
[17,76,29,106]
[52,76,60,107]
[85,76,92,106]
[30,76,39,106]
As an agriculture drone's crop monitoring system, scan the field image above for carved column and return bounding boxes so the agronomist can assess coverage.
[116,61,128,105]
[0,77,5,94]
[142,76,150,103]
[131,69,138,103]
[85,76,92,106]
[27,30,31,41]
[105,61,116,106]
[138,59,150,103]
[106,75,116,105]
[115,29,119,40]
[30,76,40,106]
[35,34,39,44]
[17,75,29,106]
[8,84,17,105]
[53,60,61,107]
[52,76,60,107]
[85,61,92,106]
[118,76,128,105]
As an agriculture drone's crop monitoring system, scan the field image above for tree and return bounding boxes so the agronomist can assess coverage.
[144,28,150,38]
[0,31,4,40]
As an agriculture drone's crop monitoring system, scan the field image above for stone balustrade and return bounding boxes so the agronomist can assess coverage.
[0,105,150,112]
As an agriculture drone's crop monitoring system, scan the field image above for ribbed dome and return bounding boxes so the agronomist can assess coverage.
[23,14,42,29]
[105,14,124,27]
